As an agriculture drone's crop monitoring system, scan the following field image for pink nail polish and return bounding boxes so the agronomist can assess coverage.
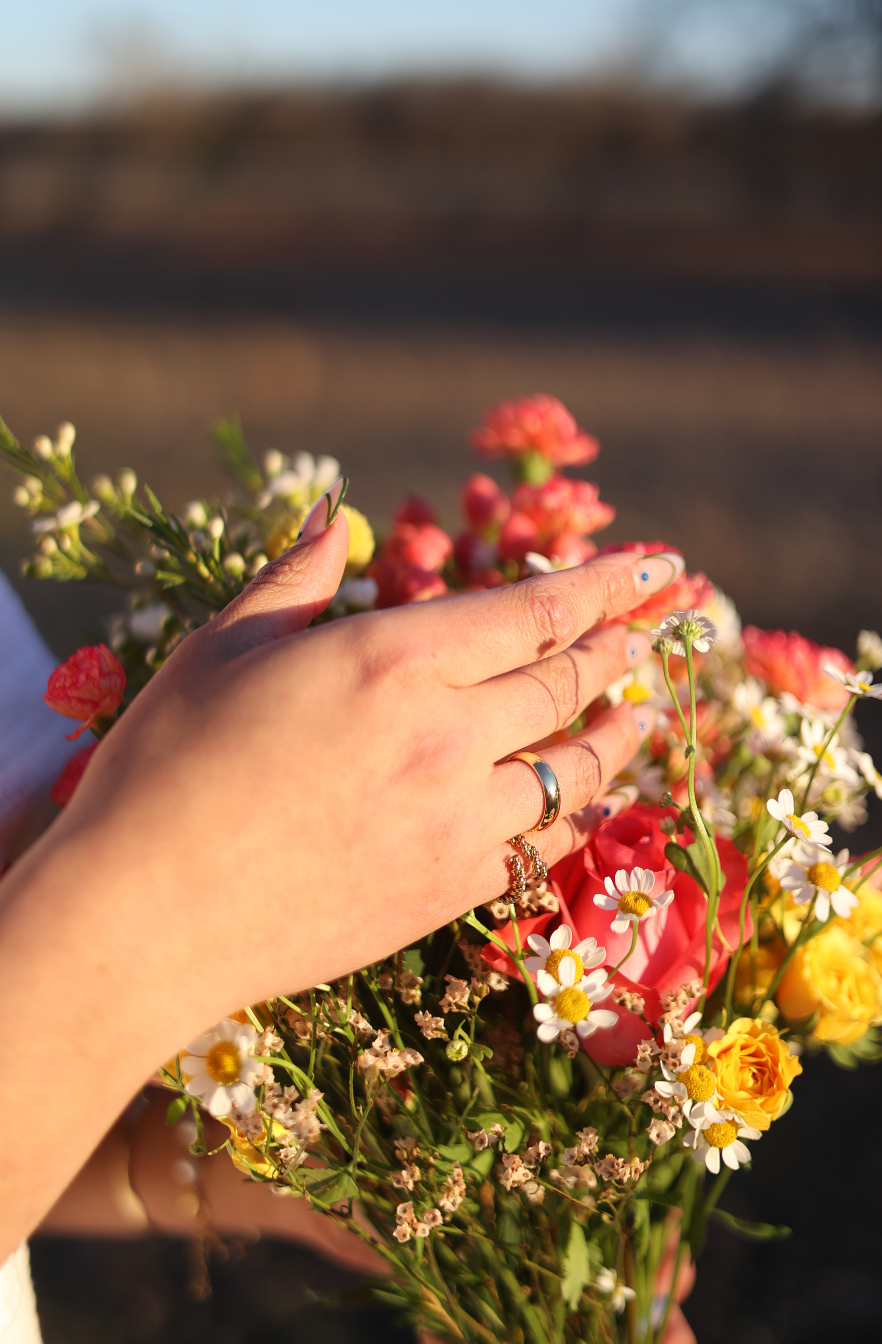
[626,631,653,665]
[633,551,685,596]
[296,477,348,543]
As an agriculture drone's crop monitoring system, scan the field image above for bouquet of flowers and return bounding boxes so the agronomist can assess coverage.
[4,395,882,1344]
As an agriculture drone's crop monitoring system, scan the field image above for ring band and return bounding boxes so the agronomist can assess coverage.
[508,751,561,831]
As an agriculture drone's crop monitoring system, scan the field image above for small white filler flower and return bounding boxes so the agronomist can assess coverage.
[593,866,674,934]
[533,965,617,1043]
[766,788,831,847]
[825,664,882,700]
[780,843,858,922]
[595,1268,636,1314]
[685,1106,761,1173]
[180,1018,264,1117]
[525,924,605,998]
[652,609,718,656]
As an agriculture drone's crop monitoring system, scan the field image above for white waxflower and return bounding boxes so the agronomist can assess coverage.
[260,451,341,508]
[825,664,882,700]
[525,924,605,998]
[857,630,882,672]
[32,499,100,534]
[685,1106,760,1174]
[780,843,858,923]
[593,867,674,934]
[595,1268,636,1314]
[180,1018,264,1117]
[766,788,831,847]
[652,609,718,656]
[532,966,617,1043]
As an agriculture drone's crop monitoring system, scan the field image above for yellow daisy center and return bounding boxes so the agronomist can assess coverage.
[544,949,584,983]
[787,813,811,839]
[205,1040,242,1086]
[806,862,841,893]
[683,1033,708,1063]
[554,987,591,1024]
[618,890,652,917]
[623,683,652,704]
[677,1063,716,1101]
[704,1119,739,1149]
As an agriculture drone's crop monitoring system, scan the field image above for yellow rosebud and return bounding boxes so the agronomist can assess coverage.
[267,504,374,575]
[776,923,882,1045]
[834,880,882,978]
[706,1017,802,1131]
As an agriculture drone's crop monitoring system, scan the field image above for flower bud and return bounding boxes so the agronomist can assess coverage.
[55,422,76,457]
[184,501,208,529]
[134,559,155,578]
[92,474,116,502]
[44,643,126,739]
[264,449,285,477]
[207,516,225,540]
[24,476,42,496]
[39,536,58,556]
[248,552,268,576]
[117,469,137,499]
[446,1039,469,1062]
[33,435,54,460]
[222,551,246,577]
[12,486,30,507]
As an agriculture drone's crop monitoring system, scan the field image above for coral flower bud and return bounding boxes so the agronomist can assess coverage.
[44,643,126,740]
[461,473,511,534]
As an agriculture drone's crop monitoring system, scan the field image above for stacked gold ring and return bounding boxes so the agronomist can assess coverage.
[507,750,561,831]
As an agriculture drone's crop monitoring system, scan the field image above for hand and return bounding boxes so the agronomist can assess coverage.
[0,481,680,1252]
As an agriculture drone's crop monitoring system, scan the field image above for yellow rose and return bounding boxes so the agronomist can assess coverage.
[835,880,882,978]
[219,1116,289,1178]
[734,938,786,1005]
[776,923,882,1045]
[267,504,374,575]
[706,1017,802,1131]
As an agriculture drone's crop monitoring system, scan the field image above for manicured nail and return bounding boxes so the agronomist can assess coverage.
[296,477,348,543]
[632,704,657,739]
[600,784,639,820]
[632,551,685,596]
[625,631,653,665]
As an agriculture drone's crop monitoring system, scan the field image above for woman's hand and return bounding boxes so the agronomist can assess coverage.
[0,481,681,1253]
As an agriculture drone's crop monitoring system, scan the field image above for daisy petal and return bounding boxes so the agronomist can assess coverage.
[588,1008,618,1030]
[533,1003,555,1022]
[537,969,558,997]
[550,926,572,950]
[536,1020,561,1043]
[526,935,551,957]
[706,1146,721,1174]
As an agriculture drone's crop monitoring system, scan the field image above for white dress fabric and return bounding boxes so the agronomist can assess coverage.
[0,568,83,1342]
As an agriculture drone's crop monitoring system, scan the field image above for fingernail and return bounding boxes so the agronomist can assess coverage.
[296,477,348,544]
[632,704,657,739]
[632,551,685,596]
[626,631,653,665]
[599,784,639,820]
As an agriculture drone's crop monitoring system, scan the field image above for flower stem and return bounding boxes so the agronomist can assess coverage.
[610,922,640,977]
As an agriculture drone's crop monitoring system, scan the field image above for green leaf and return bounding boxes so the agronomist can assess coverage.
[561,1221,591,1311]
[827,1027,882,1070]
[665,840,703,889]
[144,485,167,521]
[468,1148,495,1177]
[438,1142,472,1163]
[212,413,264,494]
[304,1169,359,1204]
[155,570,187,587]
[710,1208,791,1241]
[401,948,425,979]
[165,1097,187,1125]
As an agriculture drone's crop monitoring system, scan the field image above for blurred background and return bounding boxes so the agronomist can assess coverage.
[2,2,881,1342]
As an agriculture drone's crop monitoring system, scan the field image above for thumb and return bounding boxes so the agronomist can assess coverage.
[208,478,350,656]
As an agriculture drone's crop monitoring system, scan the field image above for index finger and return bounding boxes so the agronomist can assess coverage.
[407,550,684,685]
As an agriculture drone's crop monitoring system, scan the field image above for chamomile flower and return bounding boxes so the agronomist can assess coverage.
[732,679,787,750]
[652,609,718,656]
[825,664,882,700]
[795,719,858,784]
[685,1106,761,1173]
[781,844,858,922]
[532,967,617,1043]
[766,788,831,847]
[595,1268,636,1314]
[593,867,674,934]
[655,1040,719,1117]
[857,752,882,801]
[525,925,605,998]
[180,1018,264,1117]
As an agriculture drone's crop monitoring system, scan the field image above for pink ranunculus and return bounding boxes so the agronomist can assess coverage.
[44,643,126,740]
[512,477,615,543]
[384,522,454,574]
[498,510,540,561]
[482,803,750,1067]
[50,742,98,806]
[470,394,600,467]
[461,473,511,535]
[598,541,713,627]
[742,626,854,713]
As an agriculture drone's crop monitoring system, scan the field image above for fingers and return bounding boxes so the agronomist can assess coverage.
[474,624,653,756]
[398,549,683,685]
[487,701,654,842]
[204,482,350,658]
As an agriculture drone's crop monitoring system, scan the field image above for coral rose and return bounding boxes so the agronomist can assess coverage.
[742,627,854,713]
[44,644,126,740]
[49,742,98,806]
[706,1018,802,1131]
[470,394,599,470]
[777,923,882,1044]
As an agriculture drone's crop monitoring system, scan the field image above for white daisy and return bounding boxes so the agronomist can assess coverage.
[654,1041,720,1118]
[525,925,606,998]
[532,966,617,1043]
[595,1268,636,1314]
[825,664,882,700]
[180,1018,264,1117]
[857,752,882,801]
[732,679,788,750]
[651,609,718,656]
[685,1105,761,1173]
[796,719,859,785]
[857,630,882,673]
[593,866,674,934]
[766,788,831,847]
[780,843,858,923]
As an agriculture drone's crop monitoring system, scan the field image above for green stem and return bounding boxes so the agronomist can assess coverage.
[723,835,789,1021]
[463,909,539,1006]
[844,848,882,883]
[610,922,640,976]
[758,894,819,1010]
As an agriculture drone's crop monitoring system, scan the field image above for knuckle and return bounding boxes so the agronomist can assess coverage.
[544,653,580,730]
[587,557,635,624]
[567,740,602,804]
[523,580,579,657]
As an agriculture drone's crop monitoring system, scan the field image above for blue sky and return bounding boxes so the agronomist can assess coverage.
[0,0,864,117]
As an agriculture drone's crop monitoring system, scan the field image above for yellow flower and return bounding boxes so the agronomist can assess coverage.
[267,504,374,575]
[706,1017,801,1131]
[219,1116,288,1178]
[834,879,882,978]
[734,938,786,1004]
[776,923,882,1045]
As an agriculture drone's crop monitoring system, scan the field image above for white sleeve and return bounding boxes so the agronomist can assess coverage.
[0,1246,42,1344]
[0,570,81,864]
